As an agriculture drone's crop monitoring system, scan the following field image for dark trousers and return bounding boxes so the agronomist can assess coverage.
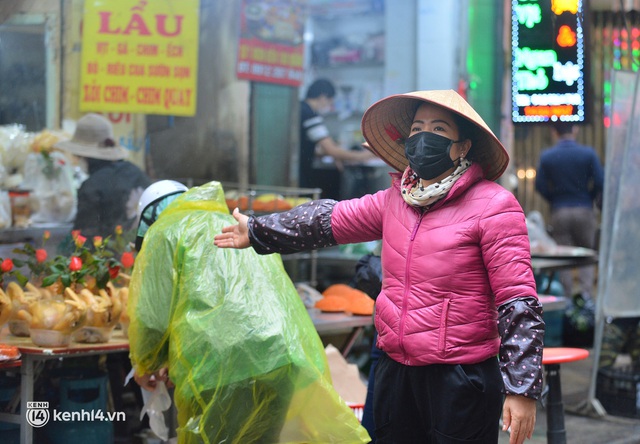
[362,333,383,442]
[373,354,503,444]
[550,207,597,298]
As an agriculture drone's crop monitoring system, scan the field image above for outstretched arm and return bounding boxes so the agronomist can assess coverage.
[216,200,339,254]
[214,208,250,249]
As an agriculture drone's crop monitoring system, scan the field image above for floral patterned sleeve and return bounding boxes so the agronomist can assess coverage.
[498,296,545,399]
[247,199,339,255]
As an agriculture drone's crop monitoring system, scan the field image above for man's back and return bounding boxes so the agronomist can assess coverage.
[534,123,604,299]
[536,138,604,210]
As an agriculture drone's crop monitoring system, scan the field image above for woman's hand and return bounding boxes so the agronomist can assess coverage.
[134,367,173,391]
[502,394,536,444]
[213,208,250,249]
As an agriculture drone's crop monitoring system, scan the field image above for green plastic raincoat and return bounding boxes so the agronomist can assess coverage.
[128,181,369,444]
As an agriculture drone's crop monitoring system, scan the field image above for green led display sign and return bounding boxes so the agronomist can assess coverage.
[511,0,587,123]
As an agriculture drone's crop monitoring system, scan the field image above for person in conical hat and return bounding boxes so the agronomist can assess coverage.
[214,90,544,444]
[53,113,151,239]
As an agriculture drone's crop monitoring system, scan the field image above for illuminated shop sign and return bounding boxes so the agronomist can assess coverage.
[511,0,587,123]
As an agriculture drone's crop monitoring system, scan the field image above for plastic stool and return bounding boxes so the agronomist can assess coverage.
[542,347,590,444]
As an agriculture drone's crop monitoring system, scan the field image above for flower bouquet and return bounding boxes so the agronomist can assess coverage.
[47,231,130,343]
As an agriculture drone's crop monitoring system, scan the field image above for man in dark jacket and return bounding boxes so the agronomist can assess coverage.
[54,113,151,239]
[535,121,604,299]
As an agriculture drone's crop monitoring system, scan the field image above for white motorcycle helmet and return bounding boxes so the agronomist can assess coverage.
[135,180,188,250]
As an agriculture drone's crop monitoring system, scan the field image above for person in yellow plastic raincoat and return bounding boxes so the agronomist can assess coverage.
[128,180,369,444]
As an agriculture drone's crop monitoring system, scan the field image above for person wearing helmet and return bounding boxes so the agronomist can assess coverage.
[134,179,188,251]
[127,180,370,444]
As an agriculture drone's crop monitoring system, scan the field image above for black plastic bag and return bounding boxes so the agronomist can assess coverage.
[351,254,382,300]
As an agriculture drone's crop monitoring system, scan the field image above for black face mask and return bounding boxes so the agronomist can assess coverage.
[404,132,461,180]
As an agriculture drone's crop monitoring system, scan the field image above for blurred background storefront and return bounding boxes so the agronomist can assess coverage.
[0,0,635,219]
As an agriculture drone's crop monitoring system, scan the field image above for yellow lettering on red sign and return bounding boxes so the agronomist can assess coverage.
[266,48,278,64]
[239,44,250,58]
[252,47,266,62]
[279,52,290,66]
[290,53,303,67]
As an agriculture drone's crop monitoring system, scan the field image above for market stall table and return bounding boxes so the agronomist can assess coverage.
[0,309,372,443]
[531,246,598,294]
[537,294,567,312]
[307,309,373,357]
[0,328,129,444]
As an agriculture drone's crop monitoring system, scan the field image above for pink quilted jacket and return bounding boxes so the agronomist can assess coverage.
[330,163,537,366]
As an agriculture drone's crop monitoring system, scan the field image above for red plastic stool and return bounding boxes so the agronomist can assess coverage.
[542,347,590,444]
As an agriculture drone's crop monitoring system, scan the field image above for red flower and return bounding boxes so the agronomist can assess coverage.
[75,235,87,248]
[121,252,135,269]
[35,249,47,263]
[69,256,83,271]
[1,258,14,273]
[109,266,121,279]
[71,230,81,240]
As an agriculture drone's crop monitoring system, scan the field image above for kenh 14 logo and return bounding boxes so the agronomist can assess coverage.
[26,401,50,427]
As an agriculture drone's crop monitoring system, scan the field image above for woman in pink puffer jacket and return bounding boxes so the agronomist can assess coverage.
[215,90,544,444]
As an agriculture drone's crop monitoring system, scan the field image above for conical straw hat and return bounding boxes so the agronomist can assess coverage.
[361,90,509,181]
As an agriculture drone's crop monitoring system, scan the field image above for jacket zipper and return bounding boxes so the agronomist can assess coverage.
[398,210,424,364]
